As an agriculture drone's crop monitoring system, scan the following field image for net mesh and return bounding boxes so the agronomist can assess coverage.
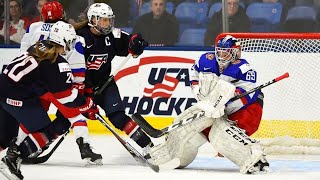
[217,33,320,154]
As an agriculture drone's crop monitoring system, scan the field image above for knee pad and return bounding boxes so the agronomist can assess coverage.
[108,111,130,129]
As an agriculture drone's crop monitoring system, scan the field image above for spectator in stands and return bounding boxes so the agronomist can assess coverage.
[0,0,31,44]
[109,0,130,27]
[204,0,250,46]
[31,0,49,22]
[132,0,179,46]
[21,0,37,19]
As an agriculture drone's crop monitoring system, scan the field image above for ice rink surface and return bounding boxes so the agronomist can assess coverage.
[1,135,320,180]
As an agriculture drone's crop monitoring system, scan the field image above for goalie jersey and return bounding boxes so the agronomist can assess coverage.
[190,52,262,114]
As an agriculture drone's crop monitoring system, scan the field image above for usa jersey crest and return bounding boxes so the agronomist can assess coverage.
[86,53,108,70]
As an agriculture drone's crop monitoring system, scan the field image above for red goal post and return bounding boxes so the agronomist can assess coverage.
[216,33,320,154]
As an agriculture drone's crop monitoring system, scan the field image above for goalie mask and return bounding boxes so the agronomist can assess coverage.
[215,35,241,68]
[87,3,115,35]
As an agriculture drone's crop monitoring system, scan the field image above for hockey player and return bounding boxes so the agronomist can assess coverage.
[0,21,86,180]
[19,1,103,165]
[143,35,269,174]
[191,35,264,137]
[73,3,153,149]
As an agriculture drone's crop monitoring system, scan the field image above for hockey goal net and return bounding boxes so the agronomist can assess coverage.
[216,33,320,154]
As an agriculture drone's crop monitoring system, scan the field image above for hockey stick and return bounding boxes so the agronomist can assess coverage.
[93,54,132,96]
[132,72,290,138]
[22,130,70,164]
[94,113,159,172]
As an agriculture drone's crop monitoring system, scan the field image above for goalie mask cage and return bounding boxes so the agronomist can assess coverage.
[216,33,320,154]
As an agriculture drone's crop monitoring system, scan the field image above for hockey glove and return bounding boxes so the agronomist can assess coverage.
[84,87,94,98]
[40,92,80,118]
[128,33,148,58]
[78,97,99,120]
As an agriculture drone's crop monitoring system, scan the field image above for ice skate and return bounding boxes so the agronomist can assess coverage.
[76,137,103,166]
[1,140,23,180]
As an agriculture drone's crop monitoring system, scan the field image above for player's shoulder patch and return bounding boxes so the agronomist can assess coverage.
[206,53,215,60]
[239,63,252,73]
[112,28,121,38]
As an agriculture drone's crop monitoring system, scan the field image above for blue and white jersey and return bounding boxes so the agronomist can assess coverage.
[20,21,86,85]
[190,52,261,114]
[20,22,53,52]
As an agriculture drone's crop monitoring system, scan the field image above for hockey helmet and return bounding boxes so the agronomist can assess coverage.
[87,3,115,35]
[215,35,241,67]
[48,21,77,53]
[41,1,64,22]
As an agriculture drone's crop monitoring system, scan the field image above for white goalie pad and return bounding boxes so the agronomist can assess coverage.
[208,116,266,174]
[197,75,235,118]
[148,105,211,169]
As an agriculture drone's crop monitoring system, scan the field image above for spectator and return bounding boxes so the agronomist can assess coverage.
[0,0,31,44]
[21,0,37,19]
[60,0,88,24]
[109,0,130,27]
[132,0,179,46]
[31,0,49,22]
[204,0,250,46]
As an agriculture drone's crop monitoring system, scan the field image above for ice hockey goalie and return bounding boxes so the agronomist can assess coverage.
[144,73,270,174]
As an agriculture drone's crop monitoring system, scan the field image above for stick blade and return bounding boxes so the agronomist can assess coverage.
[131,113,164,138]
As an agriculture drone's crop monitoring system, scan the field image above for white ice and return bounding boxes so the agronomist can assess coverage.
[1,135,320,180]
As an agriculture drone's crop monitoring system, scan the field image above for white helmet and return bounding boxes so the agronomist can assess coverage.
[48,21,77,53]
[87,3,115,35]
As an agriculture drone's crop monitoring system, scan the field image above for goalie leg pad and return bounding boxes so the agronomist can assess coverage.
[177,133,207,168]
[148,106,211,169]
[208,116,266,174]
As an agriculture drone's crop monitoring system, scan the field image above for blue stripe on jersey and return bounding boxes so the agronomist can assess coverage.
[236,87,260,110]
[75,42,84,54]
[71,68,86,73]
[26,26,30,33]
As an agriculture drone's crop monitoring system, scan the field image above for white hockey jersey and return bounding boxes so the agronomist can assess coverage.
[20,22,85,86]
[190,52,262,114]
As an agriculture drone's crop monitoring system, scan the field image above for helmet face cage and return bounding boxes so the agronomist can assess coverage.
[41,1,64,21]
[215,35,240,67]
[87,3,115,35]
[48,21,77,53]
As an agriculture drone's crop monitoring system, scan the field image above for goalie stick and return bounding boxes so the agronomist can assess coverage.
[94,113,159,172]
[93,54,132,96]
[21,130,70,164]
[132,72,289,138]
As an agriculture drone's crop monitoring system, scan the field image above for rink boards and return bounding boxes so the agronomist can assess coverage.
[1,48,319,139]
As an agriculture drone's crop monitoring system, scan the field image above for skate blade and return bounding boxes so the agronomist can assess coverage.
[158,158,180,172]
[0,166,20,180]
[83,158,103,167]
